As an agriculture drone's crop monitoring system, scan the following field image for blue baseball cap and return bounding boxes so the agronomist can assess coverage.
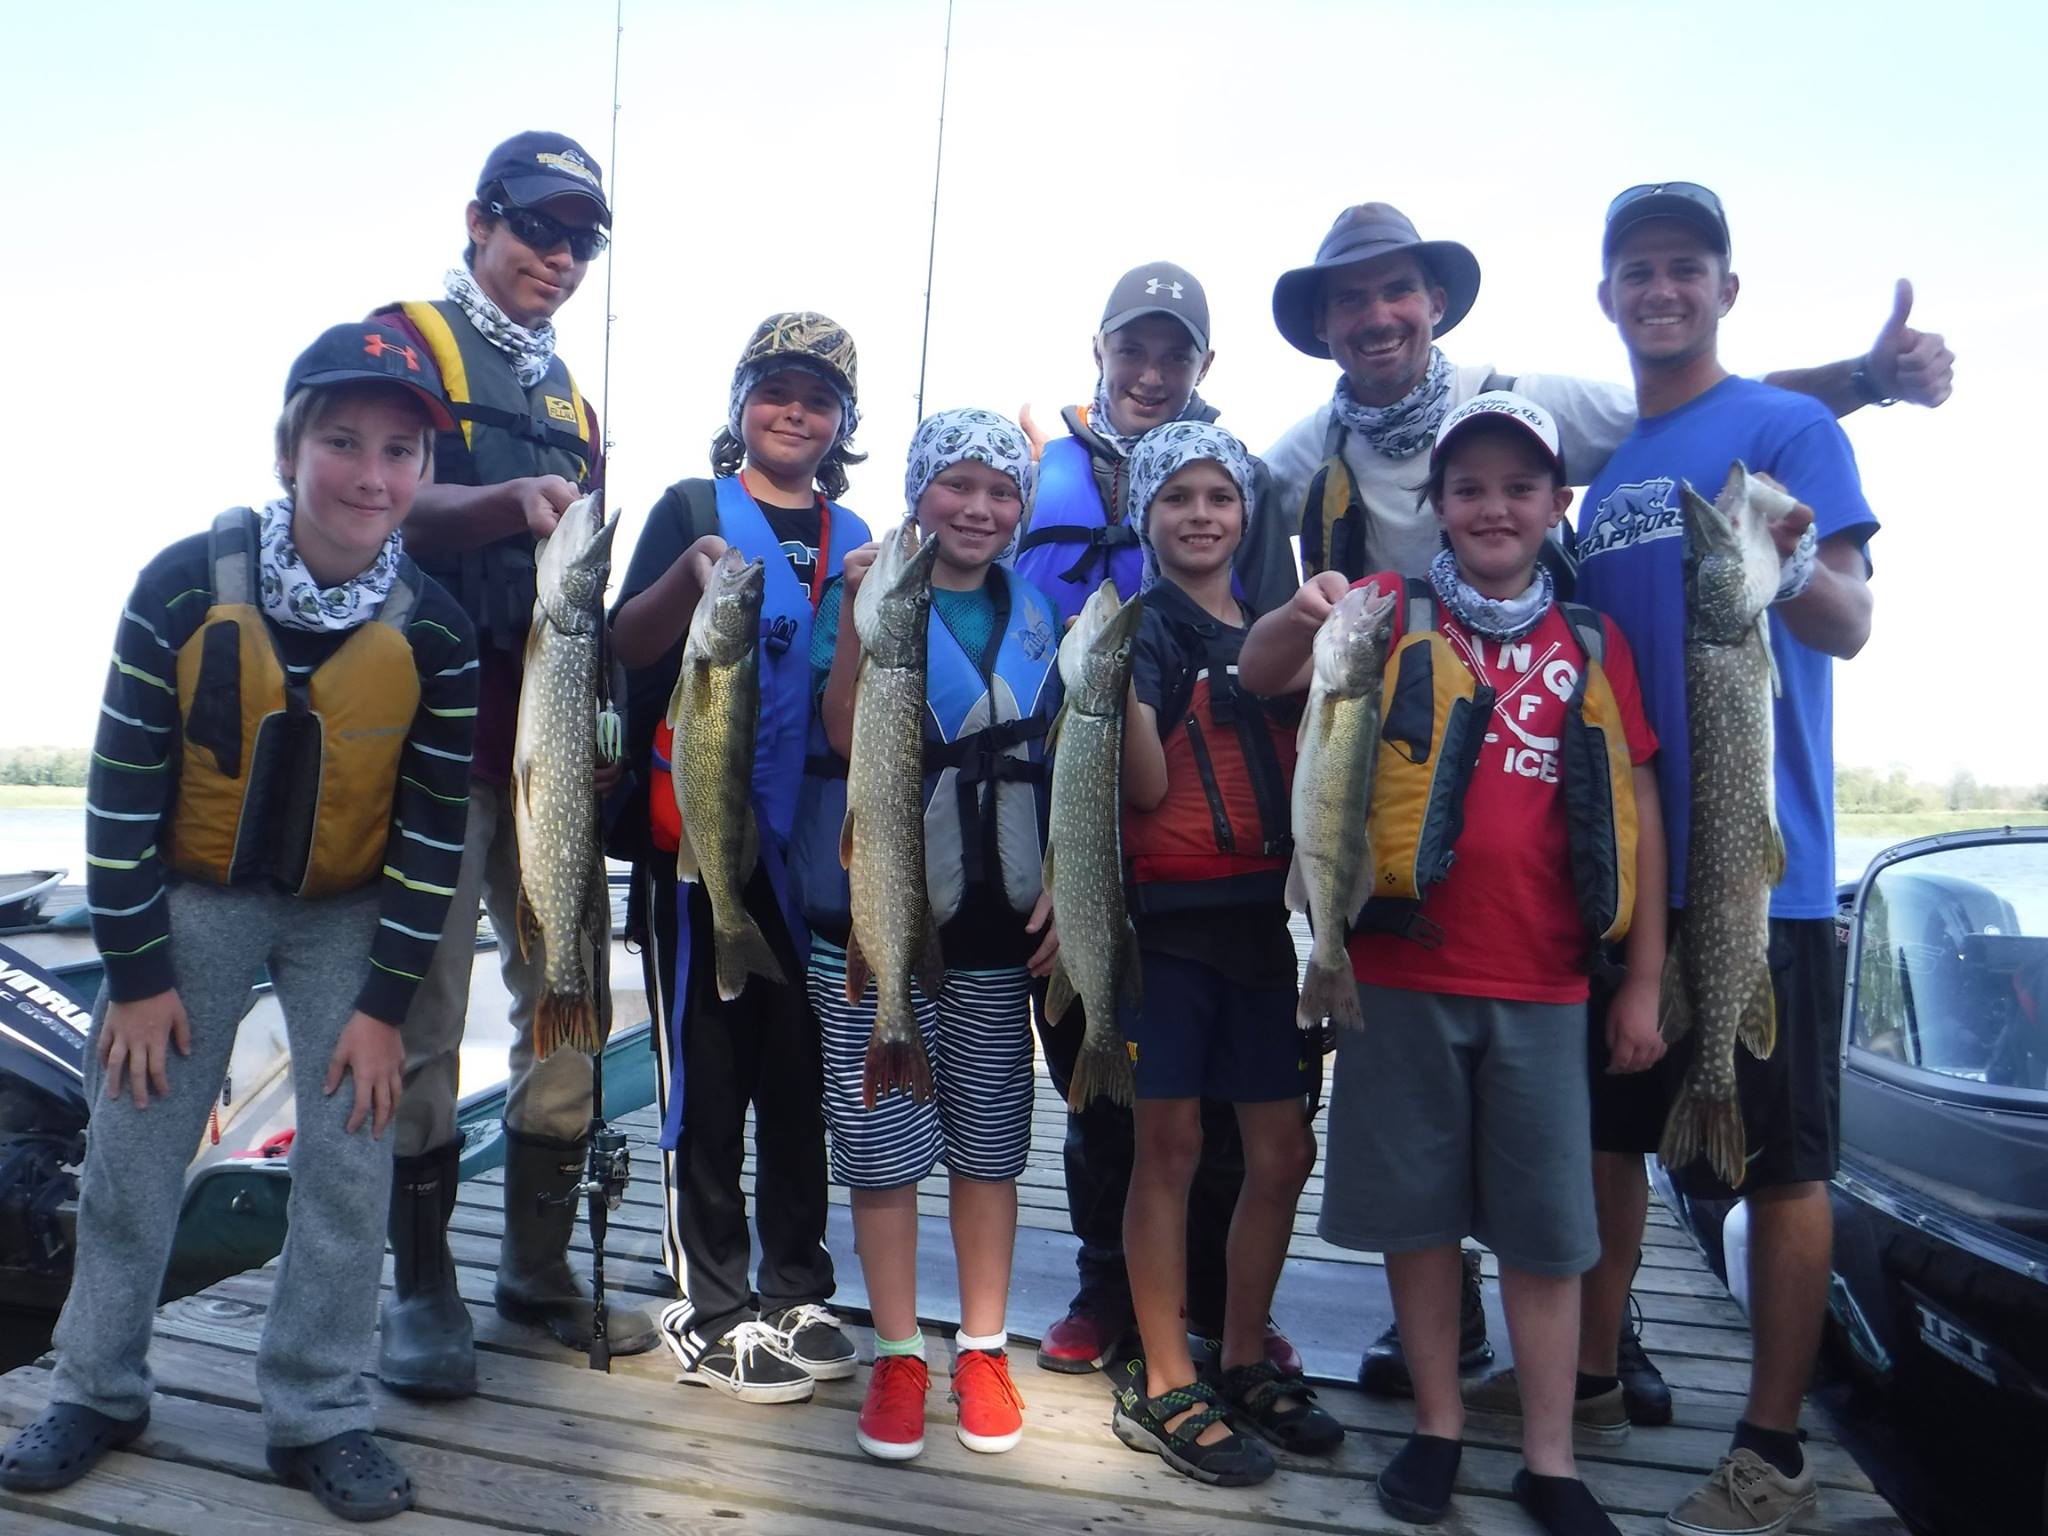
[285,323,455,432]
[476,131,610,223]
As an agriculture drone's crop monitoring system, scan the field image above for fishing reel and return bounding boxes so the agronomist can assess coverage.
[580,1125,631,1212]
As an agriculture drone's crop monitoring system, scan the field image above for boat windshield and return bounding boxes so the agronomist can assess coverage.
[1851,837,2048,1097]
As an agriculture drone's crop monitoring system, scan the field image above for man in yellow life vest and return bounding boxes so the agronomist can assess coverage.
[371,133,656,1397]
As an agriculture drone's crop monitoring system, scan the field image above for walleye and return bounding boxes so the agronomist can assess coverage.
[668,548,784,1002]
[1287,580,1398,1032]
[840,518,944,1107]
[1041,580,1144,1110]
[1659,463,1796,1188]
[513,491,620,1059]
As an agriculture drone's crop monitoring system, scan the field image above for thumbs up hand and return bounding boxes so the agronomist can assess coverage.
[1866,279,1955,408]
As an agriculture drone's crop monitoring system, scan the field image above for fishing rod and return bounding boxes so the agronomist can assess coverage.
[913,0,955,421]
[579,0,631,1376]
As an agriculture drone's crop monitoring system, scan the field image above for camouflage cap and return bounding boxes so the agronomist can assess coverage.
[734,311,859,400]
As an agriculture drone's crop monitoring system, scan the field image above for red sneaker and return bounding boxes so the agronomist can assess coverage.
[1034,1306,1125,1373]
[856,1354,929,1461]
[951,1349,1025,1453]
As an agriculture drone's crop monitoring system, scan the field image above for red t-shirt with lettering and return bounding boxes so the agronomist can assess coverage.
[1346,574,1657,1005]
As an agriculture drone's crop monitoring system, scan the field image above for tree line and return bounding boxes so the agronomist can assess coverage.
[1836,764,2048,814]
[0,747,89,786]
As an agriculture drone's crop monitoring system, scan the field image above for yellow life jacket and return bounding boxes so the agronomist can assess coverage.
[166,508,423,897]
[1360,579,1637,952]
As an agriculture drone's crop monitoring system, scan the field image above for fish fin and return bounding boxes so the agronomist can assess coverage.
[862,1031,935,1111]
[1284,850,1308,915]
[1297,958,1364,1033]
[843,930,870,1006]
[514,886,541,964]
[1659,1089,1749,1191]
[1042,955,1076,1026]
[1657,931,1695,1045]
[715,911,786,1003]
[1045,701,1066,757]
[1765,817,1786,887]
[1117,921,1143,1011]
[1041,839,1056,896]
[1067,1033,1135,1112]
[839,805,856,871]
[1738,966,1777,1060]
[918,914,947,1004]
[674,814,701,883]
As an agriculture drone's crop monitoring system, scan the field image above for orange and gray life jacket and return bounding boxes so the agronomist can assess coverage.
[1359,578,1636,953]
[1122,603,1298,913]
[1299,372,1514,583]
[166,508,422,898]
[395,298,593,650]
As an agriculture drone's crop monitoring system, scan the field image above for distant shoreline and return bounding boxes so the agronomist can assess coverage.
[0,785,86,808]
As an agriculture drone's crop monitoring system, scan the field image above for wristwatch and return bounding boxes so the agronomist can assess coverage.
[1851,355,1898,407]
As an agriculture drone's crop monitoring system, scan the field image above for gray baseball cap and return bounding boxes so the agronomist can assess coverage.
[1101,262,1210,352]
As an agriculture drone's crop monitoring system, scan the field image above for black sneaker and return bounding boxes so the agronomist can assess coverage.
[1357,1247,1494,1397]
[660,1308,814,1404]
[1616,1294,1672,1426]
[761,1304,858,1382]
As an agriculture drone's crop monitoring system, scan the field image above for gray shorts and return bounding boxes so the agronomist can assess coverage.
[1318,983,1599,1277]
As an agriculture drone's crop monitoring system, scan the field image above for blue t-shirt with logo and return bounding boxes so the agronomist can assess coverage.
[1575,376,1876,918]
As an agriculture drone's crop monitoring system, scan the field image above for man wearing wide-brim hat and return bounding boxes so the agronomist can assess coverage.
[1262,200,1955,589]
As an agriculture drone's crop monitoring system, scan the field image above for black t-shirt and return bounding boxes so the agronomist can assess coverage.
[1129,581,1298,990]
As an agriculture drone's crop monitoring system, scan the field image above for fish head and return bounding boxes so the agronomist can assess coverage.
[1311,579,1398,697]
[686,547,766,665]
[1682,463,1786,644]
[852,516,939,666]
[1057,579,1144,715]
[534,491,618,634]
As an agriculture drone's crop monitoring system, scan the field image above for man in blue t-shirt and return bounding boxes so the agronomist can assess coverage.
[1571,183,1877,1536]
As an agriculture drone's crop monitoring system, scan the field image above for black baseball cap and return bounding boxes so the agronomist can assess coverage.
[284,323,456,432]
[1101,262,1211,352]
[1602,182,1730,261]
[476,131,610,223]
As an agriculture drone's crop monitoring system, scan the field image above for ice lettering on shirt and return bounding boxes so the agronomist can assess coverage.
[1579,477,1683,560]
[1449,630,1579,784]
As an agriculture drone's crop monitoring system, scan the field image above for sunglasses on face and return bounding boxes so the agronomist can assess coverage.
[1604,181,1725,224]
[487,200,610,261]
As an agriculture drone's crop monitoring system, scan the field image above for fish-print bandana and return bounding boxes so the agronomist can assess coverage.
[1331,345,1455,461]
[1124,422,1257,593]
[445,264,557,388]
[1085,375,1215,459]
[257,497,403,633]
[1428,545,1554,642]
[904,408,1036,511]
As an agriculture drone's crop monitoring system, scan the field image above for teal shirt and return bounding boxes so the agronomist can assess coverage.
[811,577,1000,696]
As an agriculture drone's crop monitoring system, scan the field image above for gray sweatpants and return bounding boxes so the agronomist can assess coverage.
[51,881,395,1447]
[392,776,592,1157]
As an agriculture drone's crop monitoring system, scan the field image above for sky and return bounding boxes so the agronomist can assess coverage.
[4,0,2042,782]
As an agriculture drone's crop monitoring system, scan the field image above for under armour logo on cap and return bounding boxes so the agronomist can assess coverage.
[361,332,422,373]
[1145,277,1184,299]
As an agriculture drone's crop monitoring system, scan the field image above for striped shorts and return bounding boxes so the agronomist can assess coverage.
[807,938,1034,1189]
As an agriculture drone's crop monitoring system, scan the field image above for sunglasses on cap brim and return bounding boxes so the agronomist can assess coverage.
[1604,181,1726,225]
[487,200,610,262]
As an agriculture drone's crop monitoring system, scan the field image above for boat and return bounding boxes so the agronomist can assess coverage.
[0,870,66,929]
[1660,825,2048,1534]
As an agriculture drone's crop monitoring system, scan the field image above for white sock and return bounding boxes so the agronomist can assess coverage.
[955,1328,1008,1354]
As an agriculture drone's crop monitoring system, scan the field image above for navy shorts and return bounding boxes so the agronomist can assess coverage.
[1124,949,1312,1103]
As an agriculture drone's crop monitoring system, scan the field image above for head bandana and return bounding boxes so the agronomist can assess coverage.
[903,408,1037,513]
[1124,422,1256,592]
[726,356,860,450]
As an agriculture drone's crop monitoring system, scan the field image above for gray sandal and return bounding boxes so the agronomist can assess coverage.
[266,1430,415,1522]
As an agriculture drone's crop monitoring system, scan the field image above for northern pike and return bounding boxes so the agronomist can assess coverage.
[668,547,784,1003]
[1659,463,1796,1188]
[1287,580,1398,1032]
[1041,580,1144,1111]
[513,491,620,1058]
[840,517,944,1107]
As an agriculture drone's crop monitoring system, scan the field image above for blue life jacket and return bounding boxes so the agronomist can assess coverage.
[791,565,1061,936]
[1010,435,1145,630]
[658,475,867,1151]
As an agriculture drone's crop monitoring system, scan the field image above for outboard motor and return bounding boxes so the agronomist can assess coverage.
[0,941,91,1309]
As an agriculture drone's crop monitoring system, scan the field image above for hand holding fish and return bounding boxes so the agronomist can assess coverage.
[1024,888,1061,978]
[513,473,583,540]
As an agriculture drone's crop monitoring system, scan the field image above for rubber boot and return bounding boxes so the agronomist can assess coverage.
[494,1127,657,1355]
[378,1139,477,1399]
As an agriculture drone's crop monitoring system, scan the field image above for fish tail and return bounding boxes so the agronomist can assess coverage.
[861,1031,934,1111]
[1659,1091,1750,1190]
[1067,1037,1135,1112]
[534,989,602,1060]
[1298,958,1364,1033]
[714,914,786,1002]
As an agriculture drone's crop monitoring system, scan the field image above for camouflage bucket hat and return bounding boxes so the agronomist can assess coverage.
[734,311,859,400]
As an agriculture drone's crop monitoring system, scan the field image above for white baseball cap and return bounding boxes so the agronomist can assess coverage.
[1429,390,1565,478]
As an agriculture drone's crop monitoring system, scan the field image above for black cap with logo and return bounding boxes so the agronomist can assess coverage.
[285,323,456,432]
[476,131,611,223]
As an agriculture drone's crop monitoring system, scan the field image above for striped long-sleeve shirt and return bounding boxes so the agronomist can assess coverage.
[88,529,478,1025]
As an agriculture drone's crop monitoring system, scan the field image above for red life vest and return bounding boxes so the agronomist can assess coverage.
[1123,612,1297,912]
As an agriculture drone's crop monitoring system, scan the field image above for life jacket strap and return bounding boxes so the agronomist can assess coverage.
[1013,520,1142,584]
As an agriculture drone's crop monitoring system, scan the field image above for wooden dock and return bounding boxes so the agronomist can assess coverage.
[0,1072,1908,1534]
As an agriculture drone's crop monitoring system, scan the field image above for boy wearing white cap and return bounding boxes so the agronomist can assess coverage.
[1241,393,1666,1536]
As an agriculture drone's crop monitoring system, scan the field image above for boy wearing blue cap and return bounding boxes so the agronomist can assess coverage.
[0,324,478,1521]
